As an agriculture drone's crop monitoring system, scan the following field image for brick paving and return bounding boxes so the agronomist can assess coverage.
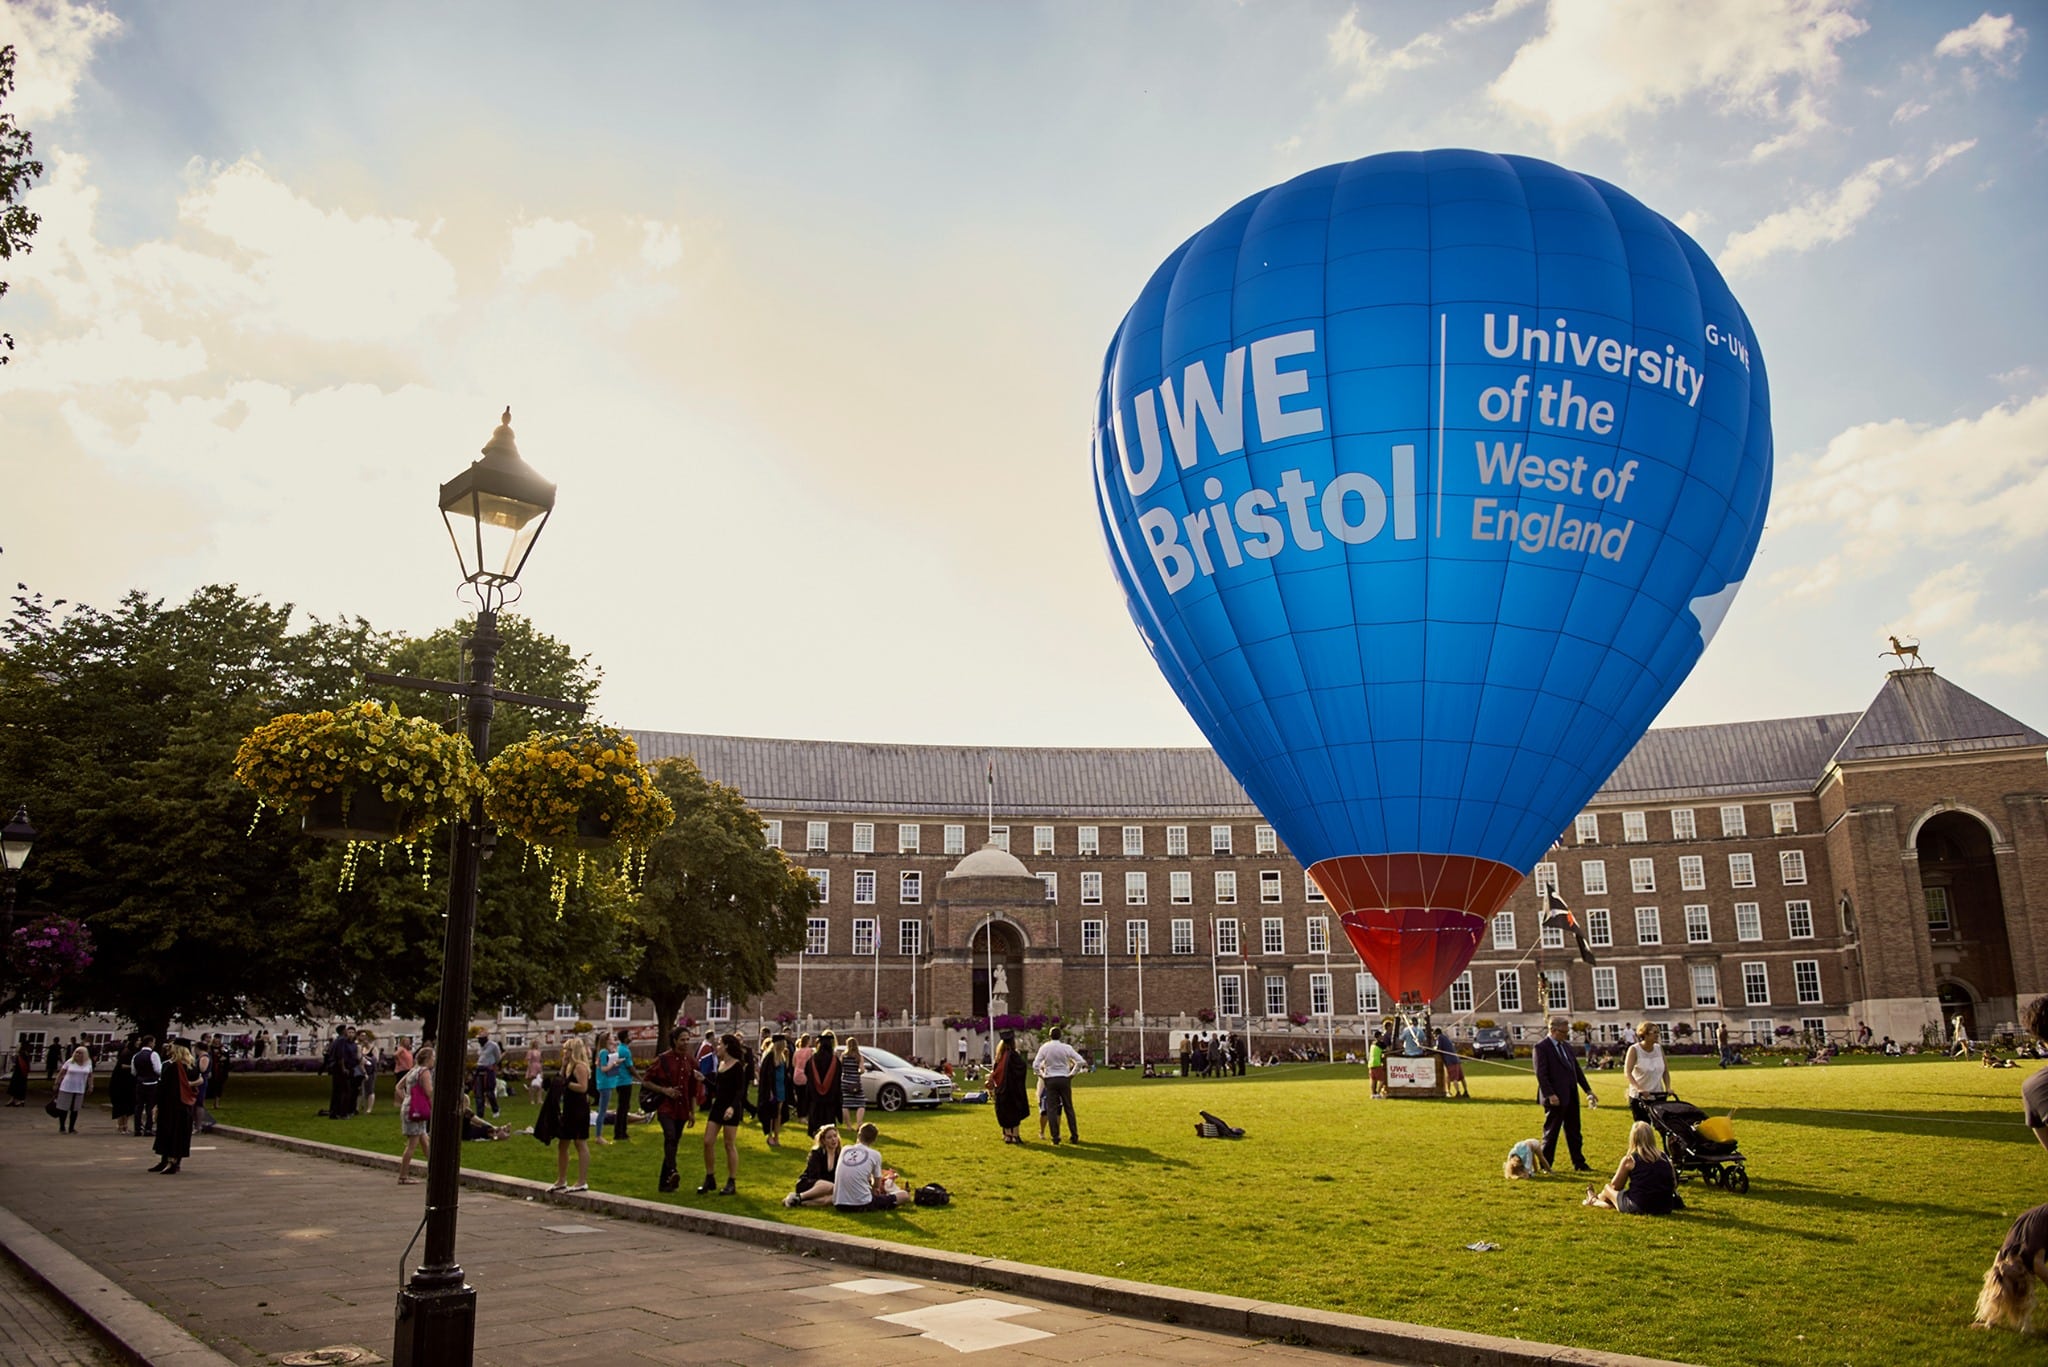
[0,1251,122,1366]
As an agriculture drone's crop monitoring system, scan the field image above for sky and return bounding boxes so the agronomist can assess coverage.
[1,0,2043,750]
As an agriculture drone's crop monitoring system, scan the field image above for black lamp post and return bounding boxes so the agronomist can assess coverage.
[2,807,36,971]
[392,409,556,1367]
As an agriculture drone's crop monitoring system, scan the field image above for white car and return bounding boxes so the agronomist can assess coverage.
[857,1045,954,1111]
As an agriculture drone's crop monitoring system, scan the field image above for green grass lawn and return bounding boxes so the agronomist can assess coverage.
[211,1055,2045,1367]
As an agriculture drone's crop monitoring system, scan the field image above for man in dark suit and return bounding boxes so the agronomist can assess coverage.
[1535,1017,1599,1171]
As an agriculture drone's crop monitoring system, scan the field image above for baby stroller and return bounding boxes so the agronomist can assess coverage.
[1637,1091,1748,1193]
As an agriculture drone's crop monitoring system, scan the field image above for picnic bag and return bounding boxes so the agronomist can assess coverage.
[914,1183,951,1207]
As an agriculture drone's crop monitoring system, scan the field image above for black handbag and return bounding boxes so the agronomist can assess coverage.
[914,1183,950,1207]
[44,1100,61,1118]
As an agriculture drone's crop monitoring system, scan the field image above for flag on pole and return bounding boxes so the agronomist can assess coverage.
[1542,890,1598,965]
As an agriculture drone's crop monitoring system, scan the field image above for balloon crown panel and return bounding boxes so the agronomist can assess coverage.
[1092,150,1770,1000]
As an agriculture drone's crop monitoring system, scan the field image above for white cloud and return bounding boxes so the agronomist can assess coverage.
[502,217,594,283]
[1744,89,1828,161]
[1923,138,1978,174]
[1891,99,1930,124]
[1935,13,2022,60]
[636,219,684,271]
[1901,562,1982,634]
[1489,0,1866,148]
[1719,157,1898,273]
[2,312,205,391]
[1328,9,1445,97]
[0,0,122,123]
[1451,0,1540,32]
[1963,620,2044,677]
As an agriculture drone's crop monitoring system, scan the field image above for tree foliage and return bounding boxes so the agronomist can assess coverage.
[623,757,819,1039]
[0,45,46,365]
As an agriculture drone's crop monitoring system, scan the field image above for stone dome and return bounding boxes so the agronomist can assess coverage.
[946,843,1032,879]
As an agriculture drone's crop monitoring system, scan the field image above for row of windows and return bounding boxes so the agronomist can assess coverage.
[768,819,1280,857]
[803,867,1330,907]
[1475,958,1824,1011]
[1534,850,1807,897]
[499,986,733,1025]
[800,915,1335,958]
[1491,899,1819,950]
[1573,801,1799,845]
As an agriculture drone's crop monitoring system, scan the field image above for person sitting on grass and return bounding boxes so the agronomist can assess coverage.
[1583,1121,1683,1215]
[783,1123,843,1208]
[1503,1136,1550,1180]
[832,1122,907,1212]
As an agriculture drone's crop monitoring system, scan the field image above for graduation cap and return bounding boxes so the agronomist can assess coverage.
[1542,891,1598,965]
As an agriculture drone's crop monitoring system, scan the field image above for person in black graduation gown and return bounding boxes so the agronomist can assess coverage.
[149,1044,197,1173]
[991,1030,1031,1144]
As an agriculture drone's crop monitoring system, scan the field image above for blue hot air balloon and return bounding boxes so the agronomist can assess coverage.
[1092,150,1770,1006]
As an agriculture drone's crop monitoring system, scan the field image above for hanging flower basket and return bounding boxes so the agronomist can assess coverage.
[484,725,674,906]
[233,701,485,845]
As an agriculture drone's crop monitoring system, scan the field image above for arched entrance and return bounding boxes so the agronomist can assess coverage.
[1917,811,2014,1032]
[969,919,1026,1019]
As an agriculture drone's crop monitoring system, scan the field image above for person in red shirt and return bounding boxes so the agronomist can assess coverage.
[639,1028,702,1194]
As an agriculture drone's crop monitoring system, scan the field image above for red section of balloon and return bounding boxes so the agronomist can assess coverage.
[1312,853,1523,1005]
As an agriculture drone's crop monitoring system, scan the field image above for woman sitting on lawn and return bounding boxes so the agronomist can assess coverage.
[1583,1121,1682,1215]
[783,1123,843,1207]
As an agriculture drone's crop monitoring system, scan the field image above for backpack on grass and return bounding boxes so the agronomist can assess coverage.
[1195,1110,1245,1139]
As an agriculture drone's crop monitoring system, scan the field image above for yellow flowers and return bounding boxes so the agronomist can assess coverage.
[483,724,675,911]
[233,701,486,843]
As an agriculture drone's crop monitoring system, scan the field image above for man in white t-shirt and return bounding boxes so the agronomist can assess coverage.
[1033,1026,1087,1145]
[832,1123,905,1212]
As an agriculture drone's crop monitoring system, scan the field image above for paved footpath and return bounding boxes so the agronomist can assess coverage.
[0,1104,1681,1367]
[0,1250,121,1366]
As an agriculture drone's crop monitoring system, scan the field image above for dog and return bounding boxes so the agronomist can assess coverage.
[1974,1203,2048,1332]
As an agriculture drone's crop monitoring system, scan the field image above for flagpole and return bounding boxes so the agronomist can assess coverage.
[1137,930,1146,1071]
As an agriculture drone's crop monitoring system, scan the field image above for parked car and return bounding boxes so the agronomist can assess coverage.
[1471,1026,1513,1059]
[857,1046,955,1111]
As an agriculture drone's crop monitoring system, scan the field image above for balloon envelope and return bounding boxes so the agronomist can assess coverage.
[1092,150,1770,1004]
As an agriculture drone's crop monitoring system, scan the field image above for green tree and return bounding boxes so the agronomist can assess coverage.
[623,757,819,1039]
[1,44,45,365]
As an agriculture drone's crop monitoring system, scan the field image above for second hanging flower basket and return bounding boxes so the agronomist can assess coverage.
[484,725,675,906]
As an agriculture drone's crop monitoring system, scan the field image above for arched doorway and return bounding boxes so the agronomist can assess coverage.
[970,919,1026,1019]
[1917,811,2014,1032]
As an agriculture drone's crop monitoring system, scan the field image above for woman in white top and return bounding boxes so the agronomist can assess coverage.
[1624,1021,1669,1122]
[54,1046,94,1133]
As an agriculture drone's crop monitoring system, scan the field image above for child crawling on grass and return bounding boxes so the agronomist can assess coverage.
[1504,1136,1550,1180]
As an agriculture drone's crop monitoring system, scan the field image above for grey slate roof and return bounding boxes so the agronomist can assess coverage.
[629,671,2043,819]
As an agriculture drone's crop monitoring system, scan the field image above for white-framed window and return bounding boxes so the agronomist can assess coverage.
[1214,870,1238,904]
[1670,808,1696,841]
[1801,1016,1828,1039]
[503,1032,527,1049]
[806,820,829,852]
[1746,1018,1774,1044]
[1358,971,1384,1015]
[898,823,920,853]
[1576,812,1600,844]
[1304,872,1327,903]
[1166,825,1189,857]
[1729,853,1756,888]
[499,1004,522,1021]
[1448,971,1472,1014]
[1925,886,1952,930]
[1742,961,1770,1006]
[1493,912,1518,949]
[764,819,783,849]
[1690,963,1720,1006]
[899,919,923,955]
[1630,858,1656,893]
[900,871,922,904]
[1170,871,1193,905]
[945,824,967,855]
[1679,855,1705,891]
[1122,825,1144,856]
[1172,918,1195,954]
[1641,965,1669,1010]
[1262,917,1285,954]
[1533,862,1559,897]
[1786,899,1814,939]
[1081,872,1103,906]
[706,992,731,1023]
[1077,826,1099,856]
[1623,811,1648,843]
[854,869,877,904]
[1034,825,1055,855]
[1685,904,1712,943]
[1497,970,1522,1013]
[1037,871,1058,902]
[1735,901,1762,942]
[1581,861,1608,896]
[808,869,830,902]
[1310,972,1332,1016]
[1720,805,1747,837]
[989,825,1009,851]
[1219,974,1243,1017]
[1634,907,1660,945]
[1592,967,1619,1010]
[1307,916,1329,954]
[852,822,875,853]
[1264,975,1288,1017]
[606,986,631,1020]
[1126,871,1148,905]
[1216,918,1240,956]
[1780,850,1807,885]
[806,918,829,955]
[1541,918,1565,950]
[1772,801,1797,834]
[1540,968,1569,1012]
[1210,825,1234,855]
[1259,870,1283,903]
[555,1002,578,1021]
[1586,908,1612,948]
[1127,919,1150,954]
[1255,825,1277,854]
[1081,920,1104,956]
[852,918,876,956]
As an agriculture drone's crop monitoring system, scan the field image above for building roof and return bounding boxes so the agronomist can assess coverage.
[946,844,1033,879]
[629,670,2043,819]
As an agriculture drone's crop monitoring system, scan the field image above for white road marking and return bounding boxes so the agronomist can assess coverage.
[877,1299,1050,1353]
